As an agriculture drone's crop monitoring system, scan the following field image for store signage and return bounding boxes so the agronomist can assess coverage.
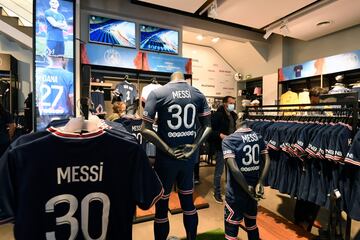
[182,43,236,97]
[81,43,142,70]
[0,54,10,71]
[34,0,75,130]
[279,49,360,81]
[81,43,191,74]
[142,52,192,74]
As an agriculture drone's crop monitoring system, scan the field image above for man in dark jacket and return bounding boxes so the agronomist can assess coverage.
[210,96,237,203]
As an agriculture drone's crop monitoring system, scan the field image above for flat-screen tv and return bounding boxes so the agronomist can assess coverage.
[139,24,179,55]
[89,15,136,48]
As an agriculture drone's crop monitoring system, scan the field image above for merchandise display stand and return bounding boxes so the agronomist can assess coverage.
[245,101,358,240]
[134,206,156,223]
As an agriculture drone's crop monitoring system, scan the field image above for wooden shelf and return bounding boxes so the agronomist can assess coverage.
[90,82,113,88]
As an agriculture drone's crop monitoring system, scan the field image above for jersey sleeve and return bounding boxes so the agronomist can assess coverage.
[197,93,211,118]
[222,136,235,159]
[132,147,163,210]
[142,91,157,124]
[0,149,15,224]
[333,127,351,162]
[258,135,268,155]
[345,131,360,166]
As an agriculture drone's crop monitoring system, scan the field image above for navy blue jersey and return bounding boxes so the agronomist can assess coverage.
[36,67,74,116]
[143,80,210,162]
[91,90,105,114]
[222,128,268,190]
[345,130,360,166]
[115,116,145,149]
[113,81,138,106]
[0,127,163,240]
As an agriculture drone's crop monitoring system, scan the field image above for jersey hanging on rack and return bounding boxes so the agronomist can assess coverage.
[91,90,106,114]
[113,81,138,114]
[0,123,163,240]
[143,79,211,162]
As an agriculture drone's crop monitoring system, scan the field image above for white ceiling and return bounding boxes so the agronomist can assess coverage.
[271,0,360,40]
[137,0,207,13]
[138,0,360,41]
[215,0,317,29]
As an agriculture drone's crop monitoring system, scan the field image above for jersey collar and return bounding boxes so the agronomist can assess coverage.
[169,79,188,84]
[236,127,252,133]
[47,127,105,139]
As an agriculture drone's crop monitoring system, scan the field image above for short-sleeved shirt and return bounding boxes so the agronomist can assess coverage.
[222,128,268,189]
[45,9,65,41]
[36,67,74,116]
[143,80,210,162]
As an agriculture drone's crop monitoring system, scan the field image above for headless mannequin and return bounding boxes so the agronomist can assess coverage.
[225,120,270,200]
[141,71,212,160]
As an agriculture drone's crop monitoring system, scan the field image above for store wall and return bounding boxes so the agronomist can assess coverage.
[213,34,283,78]
[0,33,32,113]
[284,25,360,66]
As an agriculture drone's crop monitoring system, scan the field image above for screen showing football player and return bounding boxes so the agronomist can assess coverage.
[45,0,68,56]
[36,55,74,129]
[222,117,270,240]
[141,71,212,240]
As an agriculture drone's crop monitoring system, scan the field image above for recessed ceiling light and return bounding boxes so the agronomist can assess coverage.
[196,35,204,41]
[212,37,220,43]
[316,21,333,27]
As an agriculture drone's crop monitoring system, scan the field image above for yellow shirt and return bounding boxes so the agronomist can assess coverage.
[280,91,299,115]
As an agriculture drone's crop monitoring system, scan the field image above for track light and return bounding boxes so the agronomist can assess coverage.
[279,20,290,36]
[263,29,273,40]
[208,1,217,19]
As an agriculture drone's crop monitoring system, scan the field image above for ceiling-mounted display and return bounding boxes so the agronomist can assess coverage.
[139,24,179,55]
[89,15,136,48]
[34,0,75,130]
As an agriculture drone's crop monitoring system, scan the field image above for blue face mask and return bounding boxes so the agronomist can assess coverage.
[227,104,235,112]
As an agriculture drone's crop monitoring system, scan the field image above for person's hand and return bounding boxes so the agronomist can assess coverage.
[220,133,227,139]
[255,183,265,200]
[172,144,196,160]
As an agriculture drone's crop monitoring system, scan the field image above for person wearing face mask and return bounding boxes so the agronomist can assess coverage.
[209,96,237,203]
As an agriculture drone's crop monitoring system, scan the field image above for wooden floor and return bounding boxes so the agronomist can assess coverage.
[255,206,315,240]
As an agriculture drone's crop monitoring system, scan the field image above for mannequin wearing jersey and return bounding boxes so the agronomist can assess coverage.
[223,118,270,240]
[141,71,212,240]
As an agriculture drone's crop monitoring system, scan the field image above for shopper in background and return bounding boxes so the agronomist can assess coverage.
[210,96,237,203]
[0,103,15,157]
[107,101,126,121]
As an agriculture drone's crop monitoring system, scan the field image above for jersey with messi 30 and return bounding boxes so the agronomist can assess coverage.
[222,128,268,188]
[143,80,210,161]
[0,127,163,240]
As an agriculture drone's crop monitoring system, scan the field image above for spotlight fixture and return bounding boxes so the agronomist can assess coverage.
[211,37,220,43]
[279,20,290,36]
[208,1,218,19]
[263,29,273,40]
[196,35,204,41]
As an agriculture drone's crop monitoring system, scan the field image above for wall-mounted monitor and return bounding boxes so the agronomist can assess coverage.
[139,24,179,55]
[89,15,136,48]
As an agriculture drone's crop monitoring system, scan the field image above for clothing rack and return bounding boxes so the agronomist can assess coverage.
[245,101,358,240]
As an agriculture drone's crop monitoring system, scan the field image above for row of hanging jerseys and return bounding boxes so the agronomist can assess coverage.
[0,115,163,240]
[247,119,360,221]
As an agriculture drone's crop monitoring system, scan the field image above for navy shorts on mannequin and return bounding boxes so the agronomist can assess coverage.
[154,159,198,240]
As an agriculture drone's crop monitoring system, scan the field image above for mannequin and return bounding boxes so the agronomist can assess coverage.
[141,71,212,160]
[222,117,270,240]
[141,71,212,240]
[225,119,270,201]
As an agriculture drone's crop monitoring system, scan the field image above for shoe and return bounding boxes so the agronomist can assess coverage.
[194,179,200,185]
[213,194,223,204]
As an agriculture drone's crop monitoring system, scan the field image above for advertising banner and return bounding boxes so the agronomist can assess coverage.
[279,49,360,81]
[142,52,191,74]
[182,43,236,97]
[34,0,75,130]
[81,43,143,70]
